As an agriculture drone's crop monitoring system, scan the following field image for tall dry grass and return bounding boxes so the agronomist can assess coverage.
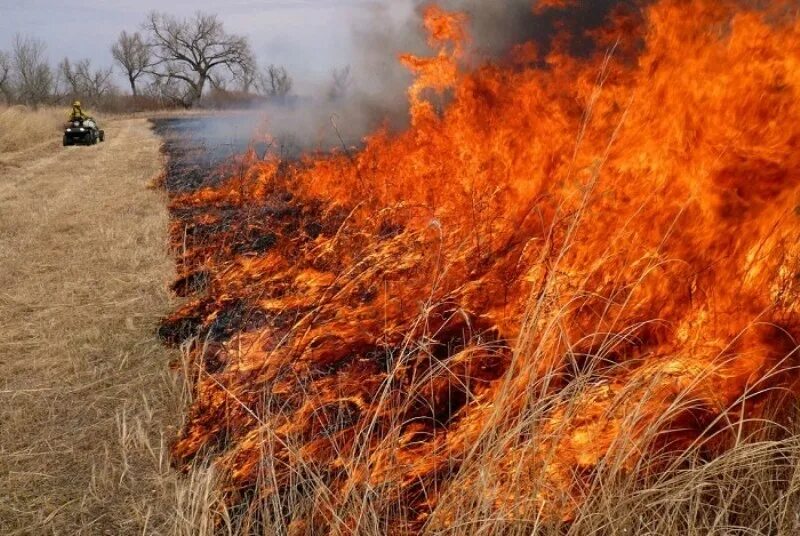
[166,291,800,535]
[0,105,65,154]
[163,71,800,534]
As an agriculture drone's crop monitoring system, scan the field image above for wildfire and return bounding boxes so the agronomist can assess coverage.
[161,0,800,531]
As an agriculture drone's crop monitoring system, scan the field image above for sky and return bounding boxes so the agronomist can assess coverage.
[0,0,415,93]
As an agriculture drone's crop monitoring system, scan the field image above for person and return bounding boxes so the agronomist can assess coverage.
[68,101,90,122]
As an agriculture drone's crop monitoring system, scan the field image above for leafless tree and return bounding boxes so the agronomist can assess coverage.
[234,62,257,93]
[111,31,151,97]
[142,75,182,107]
[58,58,114,103]
[143,11,254,108]
[328,65,353,101]
[208,73,228,92]
[259,64,293,100]
[58,58,77,97]
[11,35,54,106]
[0,51,12,104]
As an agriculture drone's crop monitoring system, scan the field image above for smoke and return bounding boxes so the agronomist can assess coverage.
[255,1,546,153]
[308,0,646,146]
[191,1,646,158]
[437,0,648,54]
[258,1,422,154]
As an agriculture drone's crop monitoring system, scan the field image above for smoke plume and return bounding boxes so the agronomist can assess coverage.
[195,1,648,158]
[283,0,647,149]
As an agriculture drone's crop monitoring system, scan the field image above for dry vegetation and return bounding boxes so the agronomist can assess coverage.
[2,106,799,534]
[0,118,798,536]
[159,160,800,535]
[0,117,185,534]
[171,383,800,536]
[154,2,800,534]
[2,2,800,533]
[0,105,64,155]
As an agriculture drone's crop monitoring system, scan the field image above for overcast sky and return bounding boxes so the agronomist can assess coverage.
[0,0,415,93]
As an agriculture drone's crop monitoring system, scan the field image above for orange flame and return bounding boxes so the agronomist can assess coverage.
[162,0,800,530]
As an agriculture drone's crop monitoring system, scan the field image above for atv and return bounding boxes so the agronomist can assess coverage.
[63,118,105,146]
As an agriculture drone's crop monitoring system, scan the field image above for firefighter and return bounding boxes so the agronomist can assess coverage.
[68,100,90,121]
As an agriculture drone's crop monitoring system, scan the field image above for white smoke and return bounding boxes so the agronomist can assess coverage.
[192,1,641,156]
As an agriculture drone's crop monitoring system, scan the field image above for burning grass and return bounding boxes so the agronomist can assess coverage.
[161,1,800,533]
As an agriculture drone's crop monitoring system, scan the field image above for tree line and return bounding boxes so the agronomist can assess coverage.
[0,11,351,110]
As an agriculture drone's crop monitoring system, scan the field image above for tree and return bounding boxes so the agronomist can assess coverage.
[143,11,254,108]
[58,58,79,98]
[235,62,257,93]
[58,58,114,103]
[0,51,11,104]
[12,35,53,106]
[328,65,352,101]
[260,64,292,100]
[143,74,184,107]
[111,31,151,97]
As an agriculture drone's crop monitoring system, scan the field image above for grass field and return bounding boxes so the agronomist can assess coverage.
[1,102,799,535]
[0,115,187,534]
[0,105,65,155]
[147,1,800,530]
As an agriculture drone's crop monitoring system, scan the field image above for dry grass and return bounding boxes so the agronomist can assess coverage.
[164,344,800,535]
[0,118,185,534]
[0,105,65,155]
[1,108,797,535]
[160,100,800,534]
[167,333,800,536]
[151,179,800,535]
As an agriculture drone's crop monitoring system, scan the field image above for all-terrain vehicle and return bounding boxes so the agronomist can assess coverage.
[63,117,105,146]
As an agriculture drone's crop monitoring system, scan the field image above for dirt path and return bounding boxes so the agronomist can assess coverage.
[0,119,181,535]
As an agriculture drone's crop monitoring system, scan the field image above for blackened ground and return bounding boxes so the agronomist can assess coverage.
[151,116,273,193]
[154,118,336,347]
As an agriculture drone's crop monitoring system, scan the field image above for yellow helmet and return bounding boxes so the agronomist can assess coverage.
[73,100,81,107]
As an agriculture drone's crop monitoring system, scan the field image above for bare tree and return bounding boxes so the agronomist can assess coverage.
[234,61,257,93]
[143,74,184,107]
[58,58,81,97]
[328,65,352,101]
[143,11,254,108]
[259,64,293,100]
[12,35,54,106]
[0,51,11,104]
[111,31,151,97]
[59,58,114,104]
[83,63,114,101]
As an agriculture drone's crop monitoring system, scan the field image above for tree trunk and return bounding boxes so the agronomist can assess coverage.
[191,72,207,107]
[129,76,138,98]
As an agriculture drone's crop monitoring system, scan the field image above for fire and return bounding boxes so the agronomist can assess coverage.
[161,0,800,531]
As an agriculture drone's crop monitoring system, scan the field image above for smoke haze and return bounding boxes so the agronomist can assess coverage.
[202,1,645,155]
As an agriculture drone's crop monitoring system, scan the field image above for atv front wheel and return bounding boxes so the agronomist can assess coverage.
[99,130,105,142]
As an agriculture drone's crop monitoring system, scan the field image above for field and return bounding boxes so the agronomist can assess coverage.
[0,106,65,155]
[2,0,800,534]
[0,113,184,534]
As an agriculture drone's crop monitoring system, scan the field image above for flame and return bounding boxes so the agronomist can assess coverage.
[161,0,800,531]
